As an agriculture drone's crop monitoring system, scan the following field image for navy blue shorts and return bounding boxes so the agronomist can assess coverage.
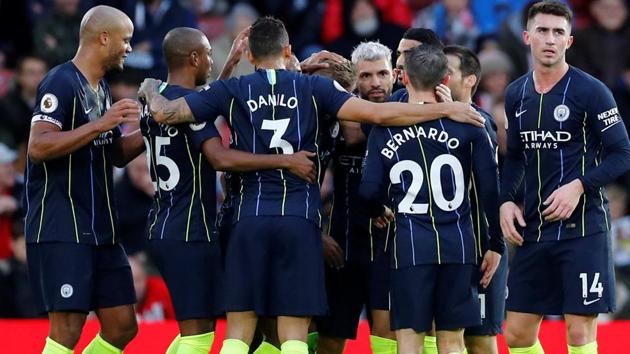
[507,233,615,315]
[465,247,508,336]
[149,239,224,321]
[390,264,480,332]
[315,244,390,339]
[27,242,136,313]
[224,216,327,316]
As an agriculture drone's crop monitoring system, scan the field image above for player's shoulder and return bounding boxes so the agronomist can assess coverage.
[567,65,610,94]
[505,71,531,99]
[390,88,408,102]
[472,103,498,133]
[39,62,77,90]
[162,84,196,100]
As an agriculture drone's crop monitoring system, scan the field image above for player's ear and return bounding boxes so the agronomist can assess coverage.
[98,31,108,46]
[190,50,199,67]
[401,70,409,86]
[566,35,574,49]
[283,45,292,59]
[246,49,255,65]
[464,74,476,90]
[522,30,530,46]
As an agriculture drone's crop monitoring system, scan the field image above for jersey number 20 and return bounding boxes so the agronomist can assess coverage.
[389,155,465,214]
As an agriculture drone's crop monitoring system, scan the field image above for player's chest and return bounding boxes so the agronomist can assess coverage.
[514,93,587,149]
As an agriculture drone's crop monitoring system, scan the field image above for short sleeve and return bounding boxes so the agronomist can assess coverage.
[184,120,222,150]
[31,73,75,129]
[311,76,353,117]
[184,80,233,124]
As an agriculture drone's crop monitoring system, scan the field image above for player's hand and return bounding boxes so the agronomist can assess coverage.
[300,50,346,73]
[500,201,526,246]
[373,206,394,229]
[285,150,317,183]
[97,98,141,132]
[137,78,162,100]
[322,234,345,269]
[435,84,453,103]
[480,250,501,288]
[226,26,250,66]
[443,102,485,127]
[542,179,584,222]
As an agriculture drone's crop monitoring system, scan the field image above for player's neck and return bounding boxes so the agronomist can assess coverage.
[253,57,287,71]
[532,61,569,94]
[406,88,437,104]
[166,71,196,90]
[72,50,105,89]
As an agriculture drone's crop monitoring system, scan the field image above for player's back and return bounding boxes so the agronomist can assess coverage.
[363,116,497,267]
[214,69,351,225]
[140,84,218,242]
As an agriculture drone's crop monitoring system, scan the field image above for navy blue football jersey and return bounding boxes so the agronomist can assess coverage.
[501,66,630,242]
[140,83,220,242]
[360,112,503,267]
[328,135,387,263]
[185,69,353,226]
[25,62,121,245]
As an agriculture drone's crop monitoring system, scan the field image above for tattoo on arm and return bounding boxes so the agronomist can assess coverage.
[149,95,194,124]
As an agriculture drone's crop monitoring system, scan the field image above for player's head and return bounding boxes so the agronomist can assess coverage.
[351,41,393,102]
[395,28,442,82]
[524,0,573,68]
[247,16,291,66]
[163,27,213,86]
[312,59,357,92]
[403,45,448,95]
[79,5,134,71]
[443,45,481,102]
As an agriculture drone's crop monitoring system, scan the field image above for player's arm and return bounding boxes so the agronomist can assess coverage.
[543,82,630,222]
[358,129,391,224]
[200,137,317,183]
[340,121,367,146]
[471,128,504,288]
[138,79,195,125]
[110,129,145,167]
[336,97,484,127]
[28,98,140,163]
[218,26,250,80]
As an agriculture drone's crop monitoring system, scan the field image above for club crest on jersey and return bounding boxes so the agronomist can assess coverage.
[40,93,58,113]
[60,284,73,298]
[554,104,570,122]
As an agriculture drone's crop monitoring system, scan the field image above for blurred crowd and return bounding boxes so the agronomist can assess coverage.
[1,0,630,321]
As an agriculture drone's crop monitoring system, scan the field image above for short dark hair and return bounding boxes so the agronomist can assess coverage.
[162,27,207,70]
[249,16,290,60]
[312,59,357,91]
[527,0,573,27]
[402,28,444,49]
[443,45,482,95]
[404,45,448,91]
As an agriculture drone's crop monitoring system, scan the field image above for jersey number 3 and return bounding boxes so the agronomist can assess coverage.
[262,119,294,154]
[389,155,465,214]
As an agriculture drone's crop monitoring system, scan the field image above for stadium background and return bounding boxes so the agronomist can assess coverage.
[0,0,630,353]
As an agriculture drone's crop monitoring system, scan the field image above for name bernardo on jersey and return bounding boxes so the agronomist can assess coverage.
[380,125,460,159]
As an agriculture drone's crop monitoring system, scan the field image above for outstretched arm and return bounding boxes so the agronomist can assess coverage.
[336,97,485,127]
